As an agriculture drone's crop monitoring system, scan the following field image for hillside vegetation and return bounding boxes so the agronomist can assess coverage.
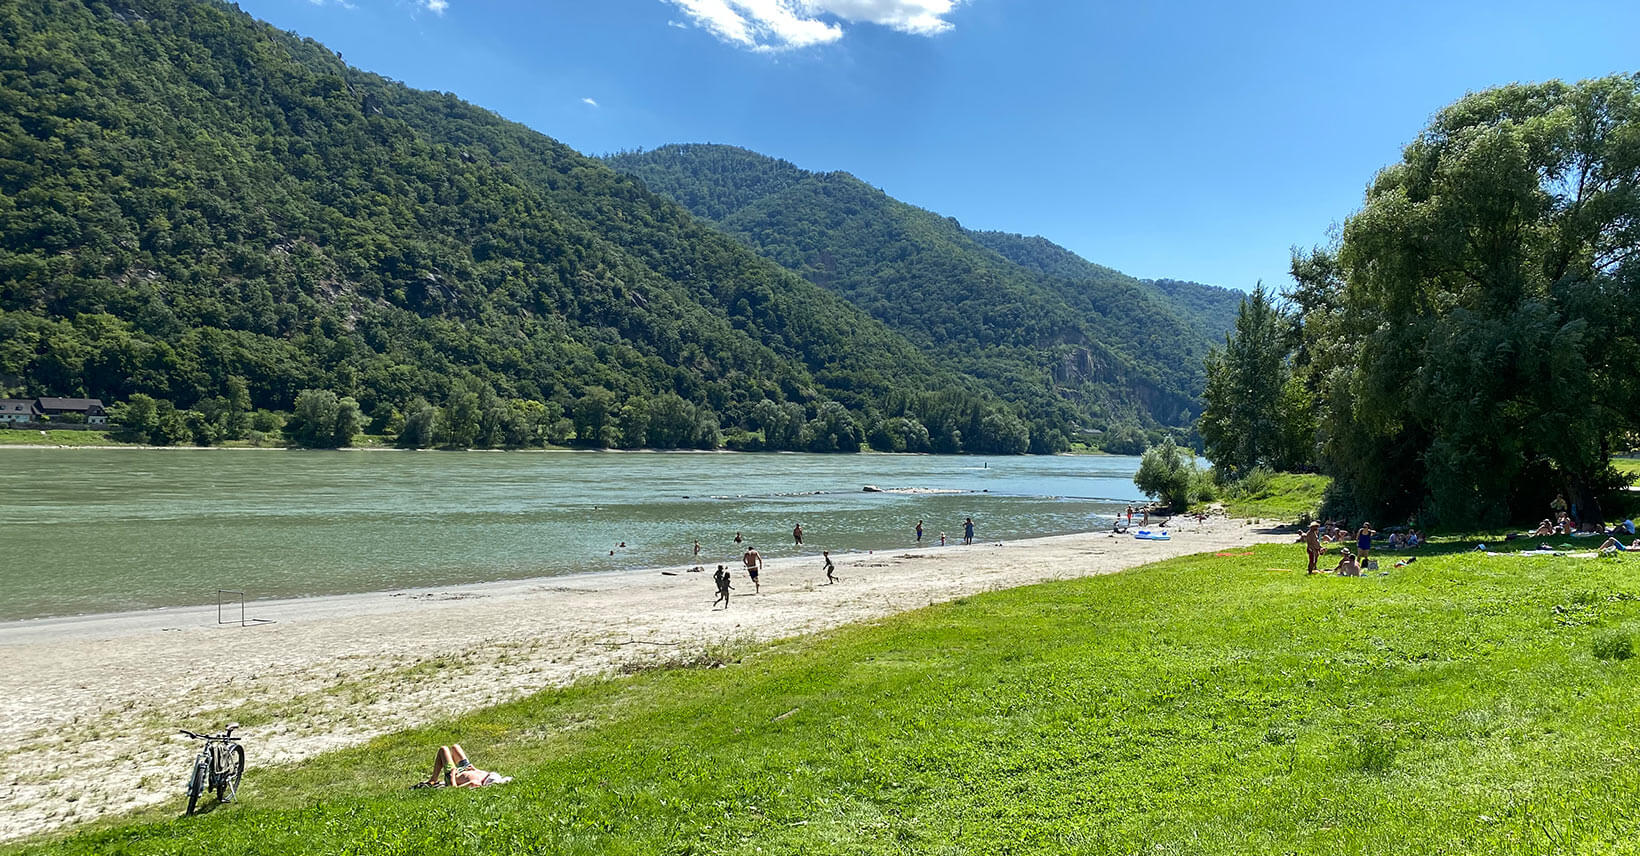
[16,544,1640,854]
[606,144,1244,434]
[0,0,1035,452]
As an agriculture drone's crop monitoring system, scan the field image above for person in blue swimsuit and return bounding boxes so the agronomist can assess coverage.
[1356,522,1376,565]
[963,517,974,545]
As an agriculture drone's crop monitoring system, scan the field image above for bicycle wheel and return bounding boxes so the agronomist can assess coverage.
[185,759,207,815]
[216,744,245,803]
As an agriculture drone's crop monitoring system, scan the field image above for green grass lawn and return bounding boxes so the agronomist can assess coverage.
[0,428,125,446]
[1615,457,1640,479]
[16,539,1640,854]
[1214,472,1330,521]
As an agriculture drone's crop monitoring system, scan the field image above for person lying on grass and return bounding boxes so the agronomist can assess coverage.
[1599,538,1640,555]
[420,744,512,788]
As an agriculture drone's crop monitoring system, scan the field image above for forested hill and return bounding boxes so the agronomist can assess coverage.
[0,0,1048,452]
[966,232,1243,346]
[605,143,1242,429]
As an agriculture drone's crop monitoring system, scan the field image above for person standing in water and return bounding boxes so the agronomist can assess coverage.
[793,523,804,546]
[822,550,837,584]
[963,517,974,545]
[742,547,762,593]
[693,539,701,559]
[915,520,924,543]
[734,531,743,546]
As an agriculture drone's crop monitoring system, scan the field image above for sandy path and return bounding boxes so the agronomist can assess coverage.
[0,516,1290,840]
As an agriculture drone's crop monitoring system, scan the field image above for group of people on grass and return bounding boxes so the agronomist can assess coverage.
[1302,520,1426,576]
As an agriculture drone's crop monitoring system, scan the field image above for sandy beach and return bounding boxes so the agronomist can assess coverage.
[0,516,1290,840]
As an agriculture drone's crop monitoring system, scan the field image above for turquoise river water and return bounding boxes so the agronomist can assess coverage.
[0,449,1145,621]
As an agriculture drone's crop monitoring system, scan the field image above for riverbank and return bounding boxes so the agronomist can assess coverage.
[0,516,1287,840]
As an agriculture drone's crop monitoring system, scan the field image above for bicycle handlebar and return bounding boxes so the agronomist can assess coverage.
[179,723,242,740]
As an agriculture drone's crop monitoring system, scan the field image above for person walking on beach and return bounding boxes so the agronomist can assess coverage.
[915,520,924,543]
[822,550,837,584]
[1303,522,1322,574]
[963,517,974,545]
[742,546,762,594]
[793,523,804,546]
[1126,505,1134,528]
[712,565,733,609]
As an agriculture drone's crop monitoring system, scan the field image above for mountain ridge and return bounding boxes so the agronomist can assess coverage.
[605,143,1243,430]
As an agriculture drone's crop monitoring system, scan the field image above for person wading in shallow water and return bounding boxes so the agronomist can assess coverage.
[793,523,804,546]
[963,517,974,545]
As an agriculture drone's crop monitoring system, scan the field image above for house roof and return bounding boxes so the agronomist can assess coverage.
[0,399,36,414]
[36,397,105,412]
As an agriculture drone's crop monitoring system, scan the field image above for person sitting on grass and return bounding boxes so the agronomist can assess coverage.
[1531,519,1556,537]
[1333,549,1362,577]
[1598,537,1640,555]
[420,744,512,788]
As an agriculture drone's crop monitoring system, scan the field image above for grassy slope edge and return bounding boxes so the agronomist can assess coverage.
[13,544,1640,855]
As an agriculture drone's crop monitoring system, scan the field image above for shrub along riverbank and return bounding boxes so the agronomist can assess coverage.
[12,541,1640,855]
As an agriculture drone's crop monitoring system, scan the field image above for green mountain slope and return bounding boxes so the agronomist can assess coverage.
[0,0,1030,450]
[606,143,1241,430]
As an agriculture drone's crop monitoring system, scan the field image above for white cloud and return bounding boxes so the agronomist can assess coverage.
[665,0,962,51]
[582,97,599,107]
[421,0,448,14]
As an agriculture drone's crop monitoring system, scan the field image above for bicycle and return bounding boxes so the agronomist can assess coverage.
[178,723,245,815]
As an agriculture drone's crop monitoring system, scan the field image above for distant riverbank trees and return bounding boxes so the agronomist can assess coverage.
[1201,74,1640,527]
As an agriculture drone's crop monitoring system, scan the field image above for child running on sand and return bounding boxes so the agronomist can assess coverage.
[712,565,733,608]
[822,550,837,584]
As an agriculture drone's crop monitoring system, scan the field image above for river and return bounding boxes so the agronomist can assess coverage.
[0,448,1145,621]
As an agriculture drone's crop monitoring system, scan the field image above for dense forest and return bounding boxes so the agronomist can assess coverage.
[0,0,1057,451]
[605,144,1243,435]
[1198,74,1640,526]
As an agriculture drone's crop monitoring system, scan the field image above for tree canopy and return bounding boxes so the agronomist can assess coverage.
[1219,74,1640,525]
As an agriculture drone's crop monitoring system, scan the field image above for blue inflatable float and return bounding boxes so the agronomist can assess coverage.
[1134,530,1171,541]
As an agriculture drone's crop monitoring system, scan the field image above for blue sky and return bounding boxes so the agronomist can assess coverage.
[241,0,1639,292]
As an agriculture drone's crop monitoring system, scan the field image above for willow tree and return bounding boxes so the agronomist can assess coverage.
[1313,74,1640,525]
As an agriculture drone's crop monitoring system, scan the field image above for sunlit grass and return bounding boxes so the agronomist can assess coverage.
[0,428,123,446]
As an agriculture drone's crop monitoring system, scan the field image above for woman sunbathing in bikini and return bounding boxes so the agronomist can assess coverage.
[421,744,512,788]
